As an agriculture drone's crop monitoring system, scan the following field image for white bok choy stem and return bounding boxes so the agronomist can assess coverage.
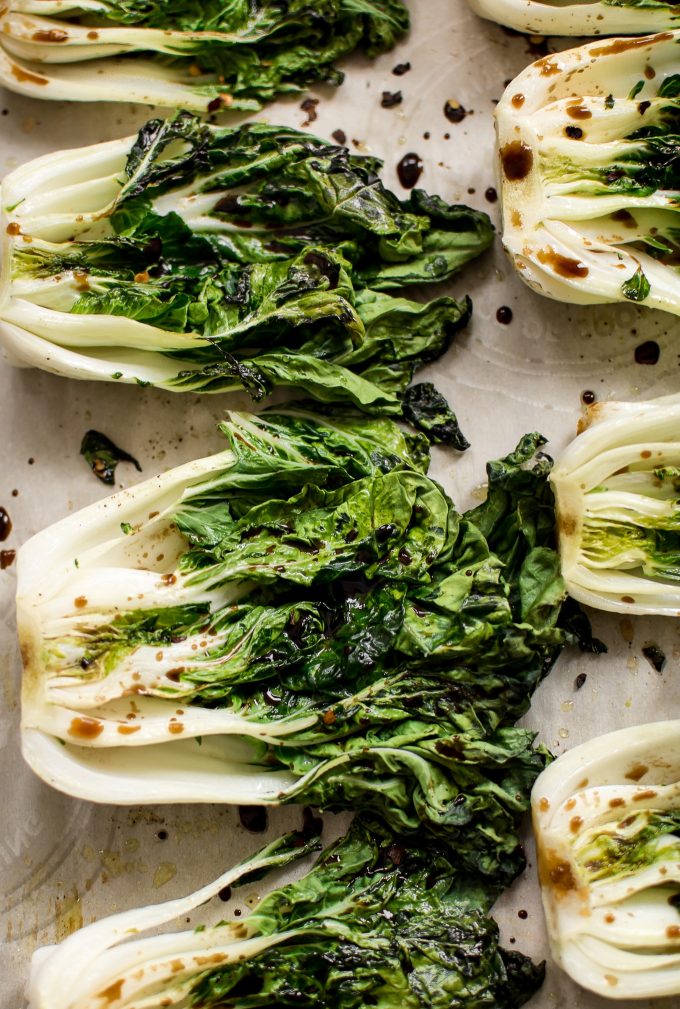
[551,394,680,615]
[26,828,321,1009]
[496,32,680,318]
[532,719,680,999]
[466,0,680,37]
[18,412,338,805]
[0,1,409,111]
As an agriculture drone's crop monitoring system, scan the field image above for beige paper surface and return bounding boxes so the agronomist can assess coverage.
[1,4,679,1005]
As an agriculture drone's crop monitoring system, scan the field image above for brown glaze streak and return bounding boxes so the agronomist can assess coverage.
[535,56,561,76]
[632,788,658,801]
[98,979,124,1004]
[69,717,103,740]
[10,64,48,86]
[117,725,141,735]
[625,763,648,782]
[537,248,589,279]
[195,953,226,966]
[500,141,533,181]
[511,93,525,108]
[32,29,68,42]
[567,104,592,120]
[591,32,672,57]
[544,853,577,894]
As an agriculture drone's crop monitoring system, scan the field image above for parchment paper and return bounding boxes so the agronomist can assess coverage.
[2,3,680,1006]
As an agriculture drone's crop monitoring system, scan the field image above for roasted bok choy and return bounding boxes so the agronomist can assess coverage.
[467,0,680,37]
[26,816,545,1009]
[0,0,408,110]
[533,720,680,1000]
[19,411,573,881]
[0,114,492,440]
[496,32,680,317]
[552,394,680,615]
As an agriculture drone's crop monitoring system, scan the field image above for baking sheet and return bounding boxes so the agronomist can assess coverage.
[2,3,680,1006]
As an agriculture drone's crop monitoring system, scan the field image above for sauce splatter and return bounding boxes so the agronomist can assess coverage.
[634,340,660,365]
[0,549,15,570]
[0,507,11,541]
[444,100,466,123]
[239,806,268,833]
[496,306,513,324]
[624,763,648,782]
[581,390,596,405]
[536,248,589,279]
[396,153,423,189]
[69,717,103,740]
[500,141,533,181]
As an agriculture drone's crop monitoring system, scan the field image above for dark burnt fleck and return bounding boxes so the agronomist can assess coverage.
[331,129,346,145]
[392,62,411,75]
[386,842,406,866]
[0,549,16,570]
[642,643,666,673]
[565,125,583,139]
[381,90,402,108]
[574,672,587,690]
[300,97,319,125]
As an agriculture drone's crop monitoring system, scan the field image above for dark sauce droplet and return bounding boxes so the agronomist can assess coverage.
[0,549,16,570]
[218,885,232,902]
[635,340,660,365]
[518,909,529,919]
[574,672,587,690]
[444,100,466,123]
[485,187,498,203]
[397,153,423,189]
[157,829,168,840]
[581,390,596,405]
[0,507,11,542]
[238,806,268,833]
[496,306,513,324]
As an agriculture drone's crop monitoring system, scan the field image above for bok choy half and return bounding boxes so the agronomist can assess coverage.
[26,816,546,1009]
[20,410,573,885]
[0,113,492,442]
[552,394,680,615]
[496,32,680,317]
[532,720,680,1000]
[0,0,409,111]
[466,0,680,38]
